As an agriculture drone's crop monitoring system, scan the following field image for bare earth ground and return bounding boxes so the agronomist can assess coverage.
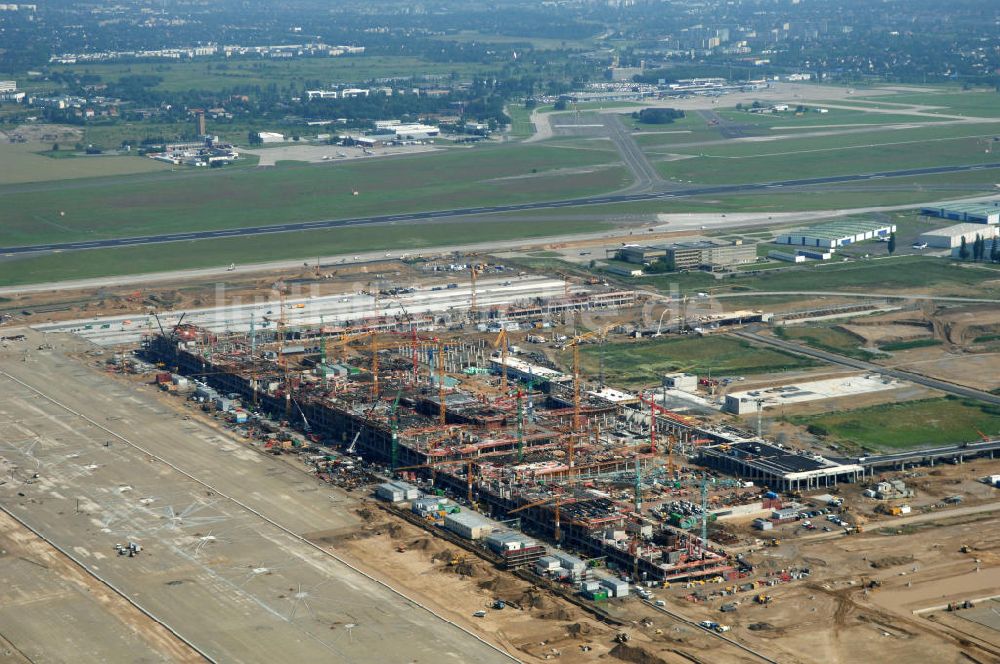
[887,352,1000,392]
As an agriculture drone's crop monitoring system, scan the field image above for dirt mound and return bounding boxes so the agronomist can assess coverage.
[478,575,525,597]
[431,548,456,562]
[534,606,575,621]
[402,537,431,550]
[608,643,669,664]
[870,554,914,569]
[566,622,593,638]
[801,556,828,567]
[453,561,480,577]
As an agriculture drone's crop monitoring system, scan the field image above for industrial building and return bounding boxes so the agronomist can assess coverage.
[921,201,1000,225]
[662,372,698,392]
[767,250,805,263]
[699,441,865,492]
[724,375,902,414]
[918,223,1000,249]
[613,239,756,271]
[776,220,895,249]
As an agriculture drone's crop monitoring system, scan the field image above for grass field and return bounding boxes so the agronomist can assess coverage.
[631,256,1000,300]
[506,105,536,140]
[575,334,820,386]
[429,31,582,50]
[713,108,950,128]
[856,90,1000,118]
[0,143,628,246]
[775,325,877,360]
[879,338,942,352]
[789,397,1000,450]
[45,57,488,93]
[0,142,170,184]
[654,127,1000,185]
[727,256,1000,297]
[0,217,613,287]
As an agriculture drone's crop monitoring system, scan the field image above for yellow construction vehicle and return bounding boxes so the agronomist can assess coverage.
[765,538,781,547]
[754,594,773,605]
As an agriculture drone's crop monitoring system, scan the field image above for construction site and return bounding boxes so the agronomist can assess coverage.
[137,273,748,585]
[3,257,1000,663]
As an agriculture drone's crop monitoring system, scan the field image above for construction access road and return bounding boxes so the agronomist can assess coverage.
[0,328,515,664]
[733,329,1000,406]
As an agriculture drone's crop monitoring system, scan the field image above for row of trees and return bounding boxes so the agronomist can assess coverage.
[958,235,1000,262]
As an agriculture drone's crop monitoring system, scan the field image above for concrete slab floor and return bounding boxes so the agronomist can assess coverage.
[0,328,515,664]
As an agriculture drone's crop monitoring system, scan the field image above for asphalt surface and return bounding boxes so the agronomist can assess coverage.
[733,330,1000,406]
[604,114,666,193]
[5,161,1000,257]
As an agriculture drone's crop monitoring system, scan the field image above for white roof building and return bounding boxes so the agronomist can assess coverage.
[919,223,999,249]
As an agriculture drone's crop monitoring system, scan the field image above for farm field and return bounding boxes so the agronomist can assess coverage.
[0,143,628,246]
[0,217,612,287]
[788,396,1000,450]
[574,334,820,386]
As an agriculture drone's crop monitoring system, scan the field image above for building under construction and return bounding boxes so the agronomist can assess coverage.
[143,290,744,582]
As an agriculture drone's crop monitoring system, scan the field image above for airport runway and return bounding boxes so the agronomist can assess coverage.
[4,161,999,257]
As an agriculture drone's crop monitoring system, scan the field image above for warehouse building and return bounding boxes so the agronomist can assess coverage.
[699,441,864,492]
[614,239,756,271]
[918,223,1000,249]
[444,511,496,540]
[776,220,895,249]
[921,201,1000,225]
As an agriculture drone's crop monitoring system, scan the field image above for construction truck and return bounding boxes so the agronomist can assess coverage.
[754,594,773,605]
[765,538,781,547]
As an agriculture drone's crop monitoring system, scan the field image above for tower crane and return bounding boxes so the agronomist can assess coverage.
[493,329,510,395]
[508,492,586,543]
[564,320,626,465]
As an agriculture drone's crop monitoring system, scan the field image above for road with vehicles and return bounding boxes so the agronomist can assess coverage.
[732,330,1000,406]
[3,161,1000,257]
